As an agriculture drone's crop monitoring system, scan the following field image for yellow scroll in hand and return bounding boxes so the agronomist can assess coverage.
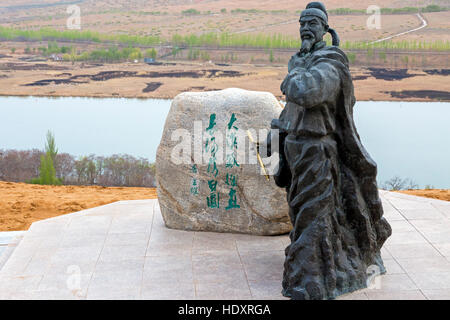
[246,130,270,181]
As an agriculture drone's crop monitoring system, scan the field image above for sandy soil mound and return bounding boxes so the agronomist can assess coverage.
[0,181,157,231]
[398,189,450,202]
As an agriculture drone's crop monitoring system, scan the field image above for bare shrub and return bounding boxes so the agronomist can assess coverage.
[0,149,43,182]
[382,176,419,191]
[55,153,76,181]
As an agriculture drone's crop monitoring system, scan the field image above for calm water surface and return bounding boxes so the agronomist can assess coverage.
[0,96,171,161]
[1,97,449,188]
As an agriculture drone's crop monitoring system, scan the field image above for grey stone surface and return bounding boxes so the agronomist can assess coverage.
[0,232,25,245]
[0,192,449,300]
[156,88,291,235]
[0,231,26,271]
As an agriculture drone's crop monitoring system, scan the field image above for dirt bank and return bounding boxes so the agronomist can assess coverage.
[397,189,450,202]
[1,181,448,232]
[0,181,157,231]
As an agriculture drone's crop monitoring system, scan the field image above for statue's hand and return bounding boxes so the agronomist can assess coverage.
[274,154,291,189]
[261,130,271,157]
[281,67,305,95]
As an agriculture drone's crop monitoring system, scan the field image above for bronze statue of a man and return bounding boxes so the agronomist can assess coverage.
[269,2,392,300]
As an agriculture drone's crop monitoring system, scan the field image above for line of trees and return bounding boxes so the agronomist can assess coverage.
[2,25,449,52]
[0,149,156,187]
[342,40,450,52]
[0,26,162,46]
[30,41,158,62]
[171,32,302,49]
[65,46,146,62]
[229,9,288,14]
[328,5,448,15]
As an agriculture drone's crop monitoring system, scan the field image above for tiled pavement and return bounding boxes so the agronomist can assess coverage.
[0,231,26,271]
[0,191,450,300]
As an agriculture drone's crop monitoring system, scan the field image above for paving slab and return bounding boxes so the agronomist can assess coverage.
[0,231,26,272]
[0,192,449,300]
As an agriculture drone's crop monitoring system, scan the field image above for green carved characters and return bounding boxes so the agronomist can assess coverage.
[196,113,240,210]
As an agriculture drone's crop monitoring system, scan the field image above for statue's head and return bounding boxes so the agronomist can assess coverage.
[299,2,331,53]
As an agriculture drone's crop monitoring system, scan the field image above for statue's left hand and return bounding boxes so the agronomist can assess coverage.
[281,67,305,95]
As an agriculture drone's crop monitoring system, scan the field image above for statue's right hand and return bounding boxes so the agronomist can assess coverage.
[274,154,291,189]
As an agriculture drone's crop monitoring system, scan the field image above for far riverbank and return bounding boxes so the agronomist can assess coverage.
[0,56,448,102]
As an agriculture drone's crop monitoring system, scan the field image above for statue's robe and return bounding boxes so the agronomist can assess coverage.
[272,41,392,300]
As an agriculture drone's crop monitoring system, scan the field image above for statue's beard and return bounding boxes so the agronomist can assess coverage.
[300,39,313,54]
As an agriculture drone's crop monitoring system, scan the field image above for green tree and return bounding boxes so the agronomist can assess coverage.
[30,131,61,185]
[402,55,409,67]
[182,9,200,15]
[347,52,356,64]
[37,153,59,185]
[145,48,157,59]
[128,49,142,61]
[45,130,58,165]
[269,49,274,62]
[172,46,180,57]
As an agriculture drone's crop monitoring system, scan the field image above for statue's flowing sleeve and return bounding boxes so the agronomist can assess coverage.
[283,60,341,108]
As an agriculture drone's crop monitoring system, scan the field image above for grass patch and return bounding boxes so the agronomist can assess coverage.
[2,26,449,52]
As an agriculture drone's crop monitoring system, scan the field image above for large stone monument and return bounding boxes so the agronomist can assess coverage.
[156,88,291,235]
[269,2,392,299]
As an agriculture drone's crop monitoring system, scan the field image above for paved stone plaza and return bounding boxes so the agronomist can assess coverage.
[1,191,450,300]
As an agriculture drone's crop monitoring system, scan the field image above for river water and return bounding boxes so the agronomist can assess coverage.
[0,96,449,189]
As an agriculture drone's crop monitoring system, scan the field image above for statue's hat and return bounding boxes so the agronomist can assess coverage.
[300,2,340,46]
[300,2,328,24]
